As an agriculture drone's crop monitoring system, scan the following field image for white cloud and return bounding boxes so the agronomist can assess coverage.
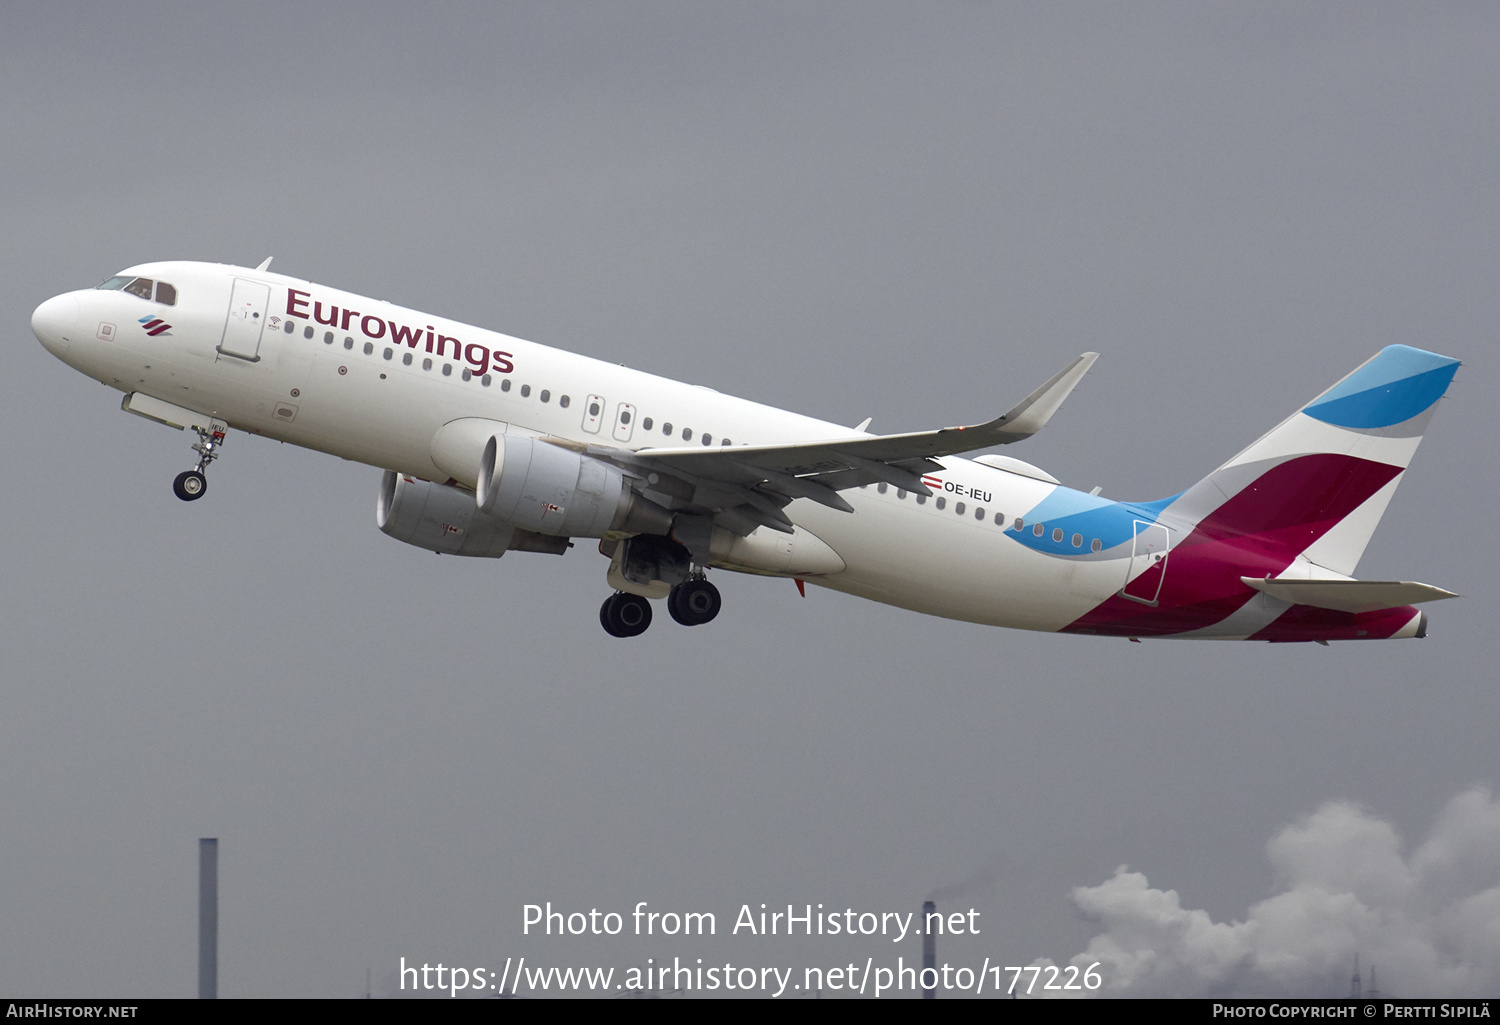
[1052,787,1500,997]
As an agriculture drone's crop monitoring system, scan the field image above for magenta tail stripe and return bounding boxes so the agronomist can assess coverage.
[1064,454,1404,638]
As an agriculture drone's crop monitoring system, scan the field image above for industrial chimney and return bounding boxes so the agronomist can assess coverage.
[199,838,217,999]
[922,899,936,999]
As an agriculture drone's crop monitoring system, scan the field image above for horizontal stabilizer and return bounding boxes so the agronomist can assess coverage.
[1241,577,1458,614]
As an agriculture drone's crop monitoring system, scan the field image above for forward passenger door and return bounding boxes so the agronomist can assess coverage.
[218,278,270,362]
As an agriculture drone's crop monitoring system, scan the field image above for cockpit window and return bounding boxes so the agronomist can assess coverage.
[97,275,176,304]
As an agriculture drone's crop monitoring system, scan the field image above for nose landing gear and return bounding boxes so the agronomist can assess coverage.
[173,470,207,501]
[173,421,227,502]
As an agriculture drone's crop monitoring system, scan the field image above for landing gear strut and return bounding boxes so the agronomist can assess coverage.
[174,422,226,502]
[600,592,653,638]
[667,577,722,626]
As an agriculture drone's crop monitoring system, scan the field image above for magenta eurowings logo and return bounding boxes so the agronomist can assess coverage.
[138,314,172,337]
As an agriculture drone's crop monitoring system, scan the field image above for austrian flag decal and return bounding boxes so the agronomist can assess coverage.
[138,314,172,337]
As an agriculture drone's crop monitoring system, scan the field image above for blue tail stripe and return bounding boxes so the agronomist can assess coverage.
[1313,345,1458,401]
[1303,362,1459,430]
[1008,491,1180,555]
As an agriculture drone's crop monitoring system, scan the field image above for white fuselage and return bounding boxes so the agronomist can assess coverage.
[35,260,1140,634]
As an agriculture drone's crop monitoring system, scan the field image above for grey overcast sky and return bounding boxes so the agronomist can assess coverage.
[3,1,1497,999]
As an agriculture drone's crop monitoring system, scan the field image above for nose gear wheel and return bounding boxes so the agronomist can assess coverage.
[173,470,207,501]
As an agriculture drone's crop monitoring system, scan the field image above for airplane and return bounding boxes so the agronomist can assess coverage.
[31,259,1460,641]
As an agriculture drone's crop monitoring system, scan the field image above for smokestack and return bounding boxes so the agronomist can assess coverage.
[199,838,218,999]
[922,900,936,999]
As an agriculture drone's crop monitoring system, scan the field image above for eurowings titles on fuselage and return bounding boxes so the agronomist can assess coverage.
[282,288,515,378]
[31,259,1461,641]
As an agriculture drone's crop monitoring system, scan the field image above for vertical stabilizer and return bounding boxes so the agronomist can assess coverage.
[1064,345,1459,641]
[1165,345,1459,575]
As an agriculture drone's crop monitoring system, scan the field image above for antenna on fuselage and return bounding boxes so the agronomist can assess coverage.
[255,257,273,272]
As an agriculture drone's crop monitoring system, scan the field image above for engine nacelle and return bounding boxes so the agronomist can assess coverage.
[376,470,514,557]
[477,434,672,538]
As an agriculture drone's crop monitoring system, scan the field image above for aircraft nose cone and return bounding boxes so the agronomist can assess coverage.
[32,294,78,357]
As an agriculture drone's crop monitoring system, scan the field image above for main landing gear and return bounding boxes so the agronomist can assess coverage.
[600,592,653,638]
[173,423,226,502]
[667,577,722,627]
[598,577,722,637]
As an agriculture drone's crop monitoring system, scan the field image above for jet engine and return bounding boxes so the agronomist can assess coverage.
[476,434,672,538]
[376,470,515,557]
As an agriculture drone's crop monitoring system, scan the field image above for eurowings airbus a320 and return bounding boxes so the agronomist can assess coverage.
[32,260,1460,641]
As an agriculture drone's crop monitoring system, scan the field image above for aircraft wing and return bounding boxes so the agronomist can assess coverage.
[579,352,1098,536]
